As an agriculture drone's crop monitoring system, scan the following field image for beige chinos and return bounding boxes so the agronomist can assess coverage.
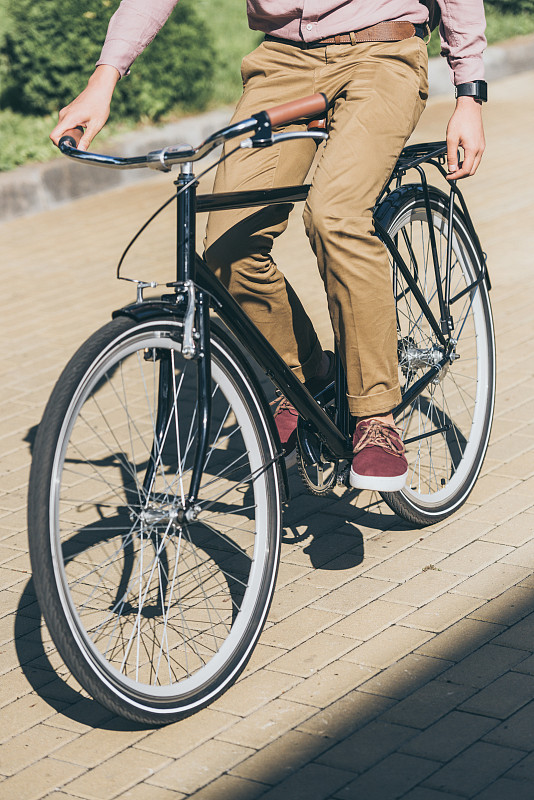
[204,36,429,416]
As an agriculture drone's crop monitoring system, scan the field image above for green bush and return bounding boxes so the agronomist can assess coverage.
[486,0,534,12]
[2,0,215,120]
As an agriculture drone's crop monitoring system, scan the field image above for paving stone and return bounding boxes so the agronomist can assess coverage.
[400,789,465,800]
[0,664,55,709]
[462,493,533,525]
[186,774,266,800]
[472,777,534,800]
[416,619,505,662]
[357,527,425,560]
[138,708,238,759]
[506,750,534,781]
[466,474,521,504]
[0,723,77,777]
[482,700,534,750]
[230,730,332,785]
[401,594,484,633]
[327,598,416,640]
[296,691,394,740]
[52,722,152,768]
[255,763,354,800]
[310,576,392,615]
[0,692,62,742]
[268,632,355,677]
[211,669,301,716]
[417,520,493,555]
[216,698,314,749]
[437,643,529,689]
[300,554,381,590]
[501,538,534,569]
[116,786,187,800]
[512,653,534,675]
[0,759,85,800]
[283,661,378,708]
[356,654,452,701]
[497,449,534,478]
[342,625,433,669]
[148,740,252,796]
[399,711,498,762]
[423,741,526,797]
[381,680,476,729]
[267,581,327,623]
[260,607,341,649]
[363,548,448,583]
[492,611,534,650]
[241,643,288,678]
[436,541,514,576]
[334,753,440,800]
[451,563,531,600]
[316,720,417,774]
[380,570,465,607]
[467,586,533,626]
[282,531,360,568]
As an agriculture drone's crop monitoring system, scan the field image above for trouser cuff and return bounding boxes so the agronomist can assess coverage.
[347,385,402,417]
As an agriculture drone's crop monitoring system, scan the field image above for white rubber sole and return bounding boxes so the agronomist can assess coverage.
[349,468,408,492]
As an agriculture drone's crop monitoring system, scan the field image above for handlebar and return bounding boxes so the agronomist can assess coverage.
[57,92,329,172]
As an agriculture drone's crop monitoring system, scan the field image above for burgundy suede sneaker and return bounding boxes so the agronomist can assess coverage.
[350,418,408,491]
[272,351,335,461]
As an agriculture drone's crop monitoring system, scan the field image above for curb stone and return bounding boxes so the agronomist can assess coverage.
[1,34,533,223]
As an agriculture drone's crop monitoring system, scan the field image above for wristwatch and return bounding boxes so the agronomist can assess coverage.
[455,80,488,103]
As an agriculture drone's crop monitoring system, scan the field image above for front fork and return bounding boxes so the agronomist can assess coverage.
[142,162,213,513]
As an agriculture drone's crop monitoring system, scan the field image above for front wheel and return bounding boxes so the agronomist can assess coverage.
[378,187,495,525]
[28,315,282,725]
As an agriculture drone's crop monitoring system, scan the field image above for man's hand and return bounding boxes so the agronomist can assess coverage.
[446,95,485,181]
[50,65,120,151]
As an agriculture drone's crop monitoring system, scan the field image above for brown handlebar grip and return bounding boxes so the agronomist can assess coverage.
[58,125,85,149]
[265,92,328,128]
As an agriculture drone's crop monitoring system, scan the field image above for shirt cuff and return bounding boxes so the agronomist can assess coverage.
[96,42,136,78]
[447,54,485,86]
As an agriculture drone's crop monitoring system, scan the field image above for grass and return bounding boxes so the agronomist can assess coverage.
[1,2,533,173]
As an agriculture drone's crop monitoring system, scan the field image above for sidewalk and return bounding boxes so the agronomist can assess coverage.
[0,70,533,800]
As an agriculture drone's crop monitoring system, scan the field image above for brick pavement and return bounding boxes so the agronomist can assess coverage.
[1,70,533,800]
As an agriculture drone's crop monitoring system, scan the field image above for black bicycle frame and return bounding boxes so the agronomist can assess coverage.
[154,146,488,506]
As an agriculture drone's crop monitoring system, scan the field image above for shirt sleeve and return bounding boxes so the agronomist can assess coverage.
[96,0,180,77]
[435,0,487,85]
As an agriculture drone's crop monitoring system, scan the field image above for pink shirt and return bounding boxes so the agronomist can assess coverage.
[97,1,486,86]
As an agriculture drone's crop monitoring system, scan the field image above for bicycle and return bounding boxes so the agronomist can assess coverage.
[27,92,495,725]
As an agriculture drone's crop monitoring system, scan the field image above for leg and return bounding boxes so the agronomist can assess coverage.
[204,42,326,381]
[304,37,429,488]
[305,36,429,416]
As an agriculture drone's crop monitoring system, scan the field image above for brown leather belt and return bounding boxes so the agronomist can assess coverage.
[265,21,427,49]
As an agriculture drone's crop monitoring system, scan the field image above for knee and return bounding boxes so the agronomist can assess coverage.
[304,197,374,248]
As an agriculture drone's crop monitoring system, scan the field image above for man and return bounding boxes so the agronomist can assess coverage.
[51,0,487,492]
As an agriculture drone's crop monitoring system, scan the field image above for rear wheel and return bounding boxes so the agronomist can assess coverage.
[378,187,495,525]
[28,316,281,724]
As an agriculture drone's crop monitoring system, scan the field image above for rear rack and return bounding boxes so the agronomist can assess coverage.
[393,141,447,174]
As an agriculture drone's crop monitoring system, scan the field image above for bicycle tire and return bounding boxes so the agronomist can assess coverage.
[28,315,282,725]
[377,186,495,525]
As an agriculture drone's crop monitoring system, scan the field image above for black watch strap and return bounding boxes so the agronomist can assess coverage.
[455,80,488,102]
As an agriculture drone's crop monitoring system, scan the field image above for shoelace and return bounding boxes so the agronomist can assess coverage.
[353,420,405,458]
[271,394,298,418]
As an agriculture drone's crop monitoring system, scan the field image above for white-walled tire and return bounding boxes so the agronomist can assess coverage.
[28,316,281,725]
[378,187,495,525]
